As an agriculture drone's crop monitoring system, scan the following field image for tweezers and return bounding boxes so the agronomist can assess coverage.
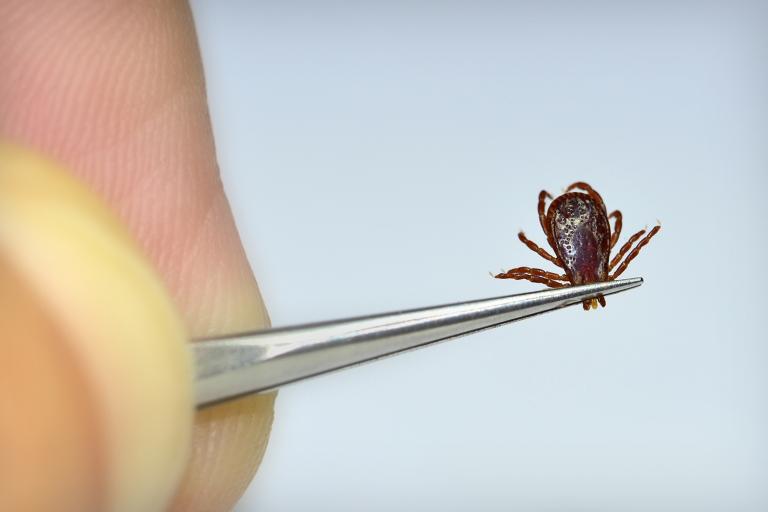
[193,277,643,407]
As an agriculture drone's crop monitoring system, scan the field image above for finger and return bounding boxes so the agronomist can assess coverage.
[0,146,194,512]
[0,1,275,511]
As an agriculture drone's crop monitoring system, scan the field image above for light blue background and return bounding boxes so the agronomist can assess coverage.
[190,2,768,510]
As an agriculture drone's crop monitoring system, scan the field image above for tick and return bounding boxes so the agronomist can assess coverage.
[494,181,660,310]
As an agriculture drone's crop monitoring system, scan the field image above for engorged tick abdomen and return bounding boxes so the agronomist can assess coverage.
[547,192,611,285]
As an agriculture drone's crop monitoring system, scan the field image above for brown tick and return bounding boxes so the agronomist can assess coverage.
[495,182,660,311]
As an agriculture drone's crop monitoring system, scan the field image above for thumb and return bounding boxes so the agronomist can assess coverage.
[0,1,275,511]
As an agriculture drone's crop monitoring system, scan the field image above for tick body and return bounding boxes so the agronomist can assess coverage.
[495,182,660,311]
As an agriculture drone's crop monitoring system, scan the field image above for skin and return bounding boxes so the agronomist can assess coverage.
[1,147,195,511]
[1,1,275,510]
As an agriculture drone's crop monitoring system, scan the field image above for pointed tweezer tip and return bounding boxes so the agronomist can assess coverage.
[525,276,644,309]
[592,276,643,293]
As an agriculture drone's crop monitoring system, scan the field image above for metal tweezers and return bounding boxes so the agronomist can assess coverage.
[193,277,643,407]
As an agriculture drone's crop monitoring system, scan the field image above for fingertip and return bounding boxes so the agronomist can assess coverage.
[0,145,194,512]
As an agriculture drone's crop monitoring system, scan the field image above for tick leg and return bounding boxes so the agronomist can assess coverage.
[538,190,560,256]
[610,225,661,279]
[565,182,607,213]
[495,266,568,288]
[538,190,553,235]
[608,210,623,249]
[495,272,567,289]
[597,294,606,307]
[496,266,568,281]
[608,228,646,271]
[518,231,564,268]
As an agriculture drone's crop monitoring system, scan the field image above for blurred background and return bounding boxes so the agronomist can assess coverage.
[189,1,768,511]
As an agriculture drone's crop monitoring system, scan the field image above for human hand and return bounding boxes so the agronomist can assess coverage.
[0,1,275,510]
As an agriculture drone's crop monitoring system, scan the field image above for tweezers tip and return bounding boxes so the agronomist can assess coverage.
[622,276,644,287]
[554,276,644,303]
